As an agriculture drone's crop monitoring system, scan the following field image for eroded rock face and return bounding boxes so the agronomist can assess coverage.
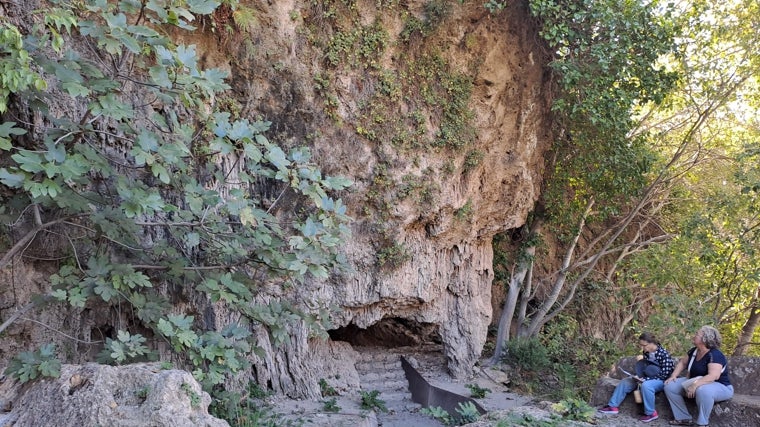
[238,1,552,396]
[0,1,552,400]
[0,363,228,427]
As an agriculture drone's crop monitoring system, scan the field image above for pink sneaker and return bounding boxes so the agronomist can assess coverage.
[598,405,619,414]
[640,410,659,423]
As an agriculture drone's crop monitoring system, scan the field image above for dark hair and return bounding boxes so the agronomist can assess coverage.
[639,332,659,345]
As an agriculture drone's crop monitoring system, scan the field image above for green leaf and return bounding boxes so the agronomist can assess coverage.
[68,288,87,308]
[127,24,160,38]
[122,272,153,289]
[44,141,66,163]
[175,45,198,69]
[132,148,155,166]
[116,329,132,342]
[324,176,353,190]
[94,279,119,302]
[136,299,166,323]
[115,32,142,54]
[228,120,253,141]
[168,314,194,330]
[12,151,44,173]
[176,329,198,347]
[142,191,166,213]
[243,143,263,162]
[145,0,169,19]
[219,273,252,300]
[137,130,159,151]
[50,289,68,301]
[288,260,308,275]
[185,0,220,15]
[308,264,328,278]
[151,162,170,184]
[39,343,56,358]
[239,207,257,227]
[88,77,119,93]
[93,93,134,120]
[266,146,289,170]
[37,359,61,378]
[0,168,25,187]
[110,346,126,362]
[167,7,197,29]
[185,232,200,248]
[53,65,84,84]
[302,218,319,237]
[202,68,230,90]
[0,121,27,138]
[157,319,175,337]
[149,65,172,87]
[210,138,234,155]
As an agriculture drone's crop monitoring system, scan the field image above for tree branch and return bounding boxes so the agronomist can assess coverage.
[0,215,84,272]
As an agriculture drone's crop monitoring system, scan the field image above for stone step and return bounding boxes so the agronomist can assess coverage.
[374,390,415,405]
[356,351,400,364]
[360,379,409,392]
[357,370,405,382]
[355,360,402,373]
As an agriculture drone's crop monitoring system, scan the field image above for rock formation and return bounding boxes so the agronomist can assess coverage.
[0,0,553,400]
[242,0,552,398]
[0,363,228,427]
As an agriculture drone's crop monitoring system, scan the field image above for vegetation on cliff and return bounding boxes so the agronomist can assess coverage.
[0,0,758,423]
[0,0,350,392]
[489,0,759,400]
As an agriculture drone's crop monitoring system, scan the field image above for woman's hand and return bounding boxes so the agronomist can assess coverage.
[664,376,675,385]
[685,380,699,398]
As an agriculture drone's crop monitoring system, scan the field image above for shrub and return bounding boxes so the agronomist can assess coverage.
[551,398,596,422]
[465,383,491,399]
[420,406,453,425]
[360,390,388,412]
[322,397,341,413]
[504,337,551,371]
[454,401,481,424]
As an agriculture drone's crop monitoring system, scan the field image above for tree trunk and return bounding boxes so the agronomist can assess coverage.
[520,201,592,337]
[489,248,534,364]
[732,286,760,356]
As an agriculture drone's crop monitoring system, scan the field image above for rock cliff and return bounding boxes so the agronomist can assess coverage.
[0,0,553,399]
[235,0,552,398]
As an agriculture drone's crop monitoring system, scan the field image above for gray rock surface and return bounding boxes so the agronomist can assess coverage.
[0,363,228,427]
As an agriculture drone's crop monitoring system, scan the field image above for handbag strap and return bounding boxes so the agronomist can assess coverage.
[687,350,696,377]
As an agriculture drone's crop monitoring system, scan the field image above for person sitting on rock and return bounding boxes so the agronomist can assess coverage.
[598,332,676,423]
[663,325,733,427]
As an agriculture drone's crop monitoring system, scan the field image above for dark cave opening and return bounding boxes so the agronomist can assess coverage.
[328,317,442,348]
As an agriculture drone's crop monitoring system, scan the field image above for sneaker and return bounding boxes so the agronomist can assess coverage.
[640,411,659,423]
[598,406,619,414]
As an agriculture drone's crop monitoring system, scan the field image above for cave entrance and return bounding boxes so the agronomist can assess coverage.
[328,317,441,348]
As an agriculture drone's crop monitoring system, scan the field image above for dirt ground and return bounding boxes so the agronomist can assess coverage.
[264,348,672,427]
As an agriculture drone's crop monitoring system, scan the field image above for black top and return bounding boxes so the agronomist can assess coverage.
[686,347,731,386]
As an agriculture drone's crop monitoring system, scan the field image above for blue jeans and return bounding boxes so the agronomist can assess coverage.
[607,377,664,415]
[664,377,734,425]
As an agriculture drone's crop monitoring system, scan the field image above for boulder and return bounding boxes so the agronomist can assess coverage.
[0,363,228,427]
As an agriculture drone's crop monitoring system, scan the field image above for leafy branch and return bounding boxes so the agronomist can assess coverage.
[0,0,351,389]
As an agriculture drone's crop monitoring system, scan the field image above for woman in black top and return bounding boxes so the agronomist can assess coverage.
[663,325,733,426]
